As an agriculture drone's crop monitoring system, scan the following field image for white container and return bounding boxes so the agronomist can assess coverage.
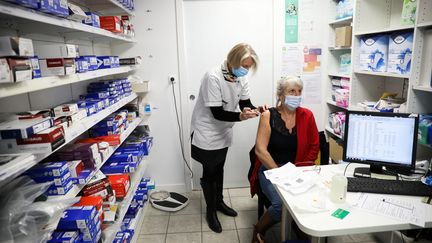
[330,175,348,203]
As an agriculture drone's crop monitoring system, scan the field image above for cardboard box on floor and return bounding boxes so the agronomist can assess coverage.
[329,136,343,163]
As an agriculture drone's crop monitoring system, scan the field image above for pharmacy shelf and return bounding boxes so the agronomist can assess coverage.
[413,86,432,93]
[0,1,135,43]
[104,159,149,243]
[328,46,351,51]
[47,117,142,201]
[328,73,351,79]
[354,70,410,79]
[325,126,343,140]
[0,65,138,99]
[130,203,149,243]
[354,25,414,36]
[329,16,352,26]
[327,100,348,110]
[0,94,137,188]
[417,21,432,28]
[81,0,135,16]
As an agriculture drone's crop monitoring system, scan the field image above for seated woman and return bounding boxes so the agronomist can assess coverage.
[251,76,320,243]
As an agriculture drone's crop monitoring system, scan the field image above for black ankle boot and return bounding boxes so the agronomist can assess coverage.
[217,201,238,217]
[201,179,222,233]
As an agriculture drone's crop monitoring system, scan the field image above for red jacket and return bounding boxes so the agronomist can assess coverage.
[248,107,320,197]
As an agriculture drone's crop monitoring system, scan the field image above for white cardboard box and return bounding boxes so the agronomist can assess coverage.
[35,44,79,59]
[0,37,34,57]
[388,32,413,75]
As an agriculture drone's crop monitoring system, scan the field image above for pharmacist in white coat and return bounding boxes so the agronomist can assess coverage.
[190,43,267,233]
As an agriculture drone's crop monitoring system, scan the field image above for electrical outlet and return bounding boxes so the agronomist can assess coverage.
[169,75,176,84]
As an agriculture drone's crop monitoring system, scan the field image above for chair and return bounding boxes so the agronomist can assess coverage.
[253,131,329,219]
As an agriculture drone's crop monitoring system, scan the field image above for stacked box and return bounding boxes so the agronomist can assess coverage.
[75,58,88,73]
[0,117,53,139]
[79,56,98,71]
[74,196,104,222]
[47,231,81,243]
[108,174,130,199]
[57,206,101,243]
[388,31,413,75]
[360,35,388,72]
[83,12,100,28]
[101,162,130,174]
[96,56,111,69]
[82,171,115,204]
[71,169,92,184]
[56,143,101,169]
[25,161,74,195]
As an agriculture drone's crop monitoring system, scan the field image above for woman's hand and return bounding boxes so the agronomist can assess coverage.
[256,104,269,114]
[240,107,259,120]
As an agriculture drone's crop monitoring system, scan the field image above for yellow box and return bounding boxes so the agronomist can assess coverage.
[329,136,343,163]
[335,26,352,47]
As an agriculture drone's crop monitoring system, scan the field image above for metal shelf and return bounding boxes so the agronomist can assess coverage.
[325,126,343,140]
[0,1,136,43]
[328,73,351,79]
[354,70,409,79]
[82,0,135,16]
[354,25,414,36]
[48,117,142,201]
[413,86,432,93]
[0,66,138,99]
[103,159,149,243]
[327,100,348,110]
[329,16,353,26]
[0,94,138,187]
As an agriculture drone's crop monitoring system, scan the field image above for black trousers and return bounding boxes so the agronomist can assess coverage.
[191,144,228,182]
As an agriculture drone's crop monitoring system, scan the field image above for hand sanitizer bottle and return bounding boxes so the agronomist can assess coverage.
[330,174,348,203]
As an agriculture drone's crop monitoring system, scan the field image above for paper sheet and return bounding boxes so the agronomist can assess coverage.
[264,163,319,194]
[351,193,427,227]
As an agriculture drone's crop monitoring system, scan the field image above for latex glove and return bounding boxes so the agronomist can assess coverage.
[240,107,259,120]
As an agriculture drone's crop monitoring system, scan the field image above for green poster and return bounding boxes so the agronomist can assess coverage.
[285,0,298,43]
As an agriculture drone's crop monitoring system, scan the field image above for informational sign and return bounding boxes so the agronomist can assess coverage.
[285,0,298,43]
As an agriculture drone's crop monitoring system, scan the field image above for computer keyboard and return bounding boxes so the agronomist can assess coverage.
[347,177,432,196]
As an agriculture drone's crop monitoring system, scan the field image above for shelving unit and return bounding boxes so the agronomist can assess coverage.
[104,159,149,243]
[0,1,136,43]
[0,94,138,188]
[324,0,354,149]
[0,65,139,99]
[0,2,151,242]
[330,0,432,158]
[47,117,142,201]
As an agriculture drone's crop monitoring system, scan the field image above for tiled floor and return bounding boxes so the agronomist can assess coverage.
[137,187,383,243]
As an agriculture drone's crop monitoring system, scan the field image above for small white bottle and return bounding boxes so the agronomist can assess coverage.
[330,175,348,203]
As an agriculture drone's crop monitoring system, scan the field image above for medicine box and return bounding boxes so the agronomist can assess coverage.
[46,177,74,195]
[38,0,56,15]
[35,44,78,59]
[0,37,34,57]
[54,103,79,117]
[28,161,69,177]
[100,16,122,33]
[47,231,80,243]
[75,58,89,73]
[388,31,413,75]
[67,2,87,22]
[4,0,39,9]
[0,58,32,83]
[18,125,65,146]
[0,117,53,139]
[39,58,70,77]
[29,56,41,79]
[67,160,84,178]
[80,56,98,71]
[359,35,388,72]
[52,0,69,17]
[71,169,92,184]
[335,26,352,47]
[96,56,111,69]
[83,12,100,28]
[57,206,97,230]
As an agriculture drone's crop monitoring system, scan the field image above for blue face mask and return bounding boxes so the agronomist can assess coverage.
[232,66,249,77]
[284,95,302,111]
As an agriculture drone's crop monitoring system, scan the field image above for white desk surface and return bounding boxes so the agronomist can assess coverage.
[275,163,432,238]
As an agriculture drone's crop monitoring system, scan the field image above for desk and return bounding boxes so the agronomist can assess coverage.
[275,163,432,243]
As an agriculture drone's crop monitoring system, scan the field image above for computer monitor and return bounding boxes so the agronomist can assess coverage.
[342,110,419,176]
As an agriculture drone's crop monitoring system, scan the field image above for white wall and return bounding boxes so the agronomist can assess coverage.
[112,0,189,192]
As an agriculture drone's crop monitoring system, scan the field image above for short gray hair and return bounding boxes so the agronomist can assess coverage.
[276,76,303,105]
[227,43,259,72]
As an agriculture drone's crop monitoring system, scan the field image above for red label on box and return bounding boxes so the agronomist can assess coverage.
[17,126,64,144]
[46,58,65,67]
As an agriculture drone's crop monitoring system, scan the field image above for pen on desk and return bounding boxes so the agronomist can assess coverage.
[382,199,413,211]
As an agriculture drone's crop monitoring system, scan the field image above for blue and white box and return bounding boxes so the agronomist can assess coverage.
[388,32,413,75]
[96,56,111,69]
[83,12,100,28]
[57,206,97,230]
[46,178,74,195]
[38,0,56,15]
[360,35,389,72]
[53,0,69,17]
[5,0,39,9]
[75,58,89,73]
[47,231,80,243]
[30,56,41,78]
[0,117,53,139]
[80,56,97,71]
[27,161,69,177]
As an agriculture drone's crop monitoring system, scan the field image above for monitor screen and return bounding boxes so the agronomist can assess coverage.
[343,111,418,175]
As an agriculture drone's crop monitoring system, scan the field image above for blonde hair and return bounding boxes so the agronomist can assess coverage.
[227,43,259,72]
[276,76,303,105]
